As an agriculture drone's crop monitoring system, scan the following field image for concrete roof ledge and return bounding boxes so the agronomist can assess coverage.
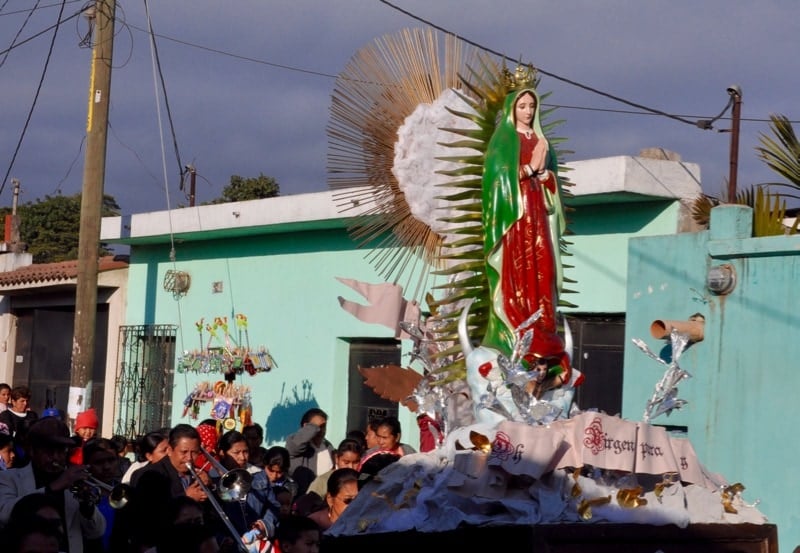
[102,156,703,244]
[564,156,702,201]
[101,189,368,243]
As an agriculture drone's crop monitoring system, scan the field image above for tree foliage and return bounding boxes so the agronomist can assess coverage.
[205,173,280,204]
[0,193,120,264]
[756,114,800,191]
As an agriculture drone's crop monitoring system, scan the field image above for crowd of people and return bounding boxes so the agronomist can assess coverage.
[0,384,416,553]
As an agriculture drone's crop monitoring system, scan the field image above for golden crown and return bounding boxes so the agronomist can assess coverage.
[502,63,538,91]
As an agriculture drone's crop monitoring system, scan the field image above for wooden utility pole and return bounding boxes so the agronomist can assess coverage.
[9,179,22,252]
[187,164,197,207]
[727,85,742,202]
[70,0,115,424]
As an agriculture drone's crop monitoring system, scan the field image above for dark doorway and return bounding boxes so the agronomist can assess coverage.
[346,339,402,434]
[13,306,109,421]
[566,315,625,416]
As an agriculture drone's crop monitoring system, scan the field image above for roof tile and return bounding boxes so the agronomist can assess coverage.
[0,256,128,287]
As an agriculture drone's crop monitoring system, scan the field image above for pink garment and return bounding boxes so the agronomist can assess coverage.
[336,277,421,339]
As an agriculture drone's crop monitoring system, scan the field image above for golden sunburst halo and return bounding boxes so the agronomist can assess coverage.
[327,29,574,382]
[326,28,482,298]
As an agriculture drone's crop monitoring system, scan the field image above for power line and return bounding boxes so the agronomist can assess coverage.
[377,0,720,128]
[124,21,339,79]
[542,103,798,126]
[0,0,82,18]
[0,7,86,57]
[0,0,67,197]
[121,14,795,127]
[0,0,42,68]
[107,121,163,191]
[141,1,184,189]
[52,134,85,195]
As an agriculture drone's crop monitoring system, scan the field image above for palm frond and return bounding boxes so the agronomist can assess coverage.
[690,194,718,229]
[755,114,800,189]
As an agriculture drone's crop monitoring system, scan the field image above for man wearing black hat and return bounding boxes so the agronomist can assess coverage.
[0,416,106,552]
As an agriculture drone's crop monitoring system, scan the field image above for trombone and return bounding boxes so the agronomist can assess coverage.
[71,475,132,509]
[185,462,249,553]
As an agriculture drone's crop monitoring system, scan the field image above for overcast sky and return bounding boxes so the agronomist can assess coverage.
[1,0,798,215]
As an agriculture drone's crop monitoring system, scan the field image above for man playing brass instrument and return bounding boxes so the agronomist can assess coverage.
[0,417,106,552]
[121,423,209,550]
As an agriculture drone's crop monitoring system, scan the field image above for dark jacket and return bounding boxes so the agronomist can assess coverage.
[119,456,188,549]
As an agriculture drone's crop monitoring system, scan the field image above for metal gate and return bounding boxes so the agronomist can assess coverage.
[113,324,178,439]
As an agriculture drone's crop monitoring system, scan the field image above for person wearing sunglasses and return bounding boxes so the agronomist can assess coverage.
[307,468,358,530]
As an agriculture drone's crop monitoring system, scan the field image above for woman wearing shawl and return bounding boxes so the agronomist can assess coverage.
[482,79,571,393]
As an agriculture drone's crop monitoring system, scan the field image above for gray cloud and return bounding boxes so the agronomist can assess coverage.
[1,0,797,214]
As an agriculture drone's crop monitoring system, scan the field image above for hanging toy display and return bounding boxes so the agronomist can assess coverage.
[177,314,278,377]
[181,380,253,430]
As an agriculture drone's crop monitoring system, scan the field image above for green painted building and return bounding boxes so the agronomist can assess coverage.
[100,153,700,451]
[102,154,800,547]
[623,204,800,552]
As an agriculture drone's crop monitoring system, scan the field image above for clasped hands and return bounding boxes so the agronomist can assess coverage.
[519,162,547,181]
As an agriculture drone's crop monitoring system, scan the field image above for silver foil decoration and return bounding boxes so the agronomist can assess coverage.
[400,305,461,445]
[637,328,692,422]
[481,307,569,425]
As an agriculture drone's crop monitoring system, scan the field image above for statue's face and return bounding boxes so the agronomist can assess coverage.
[515,92,536,128]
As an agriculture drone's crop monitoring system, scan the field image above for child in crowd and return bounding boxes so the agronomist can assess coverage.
[243,423,269,469]
[111,434,134,475]
[273,486,293,517]
[0,385,37,439]
[364,419,380,450]
[306,438,363,499]
[69,408,99,465]
[264,445,297,498]
[0,383,10,412]
[0,432,14,470]
[274,515,320,553]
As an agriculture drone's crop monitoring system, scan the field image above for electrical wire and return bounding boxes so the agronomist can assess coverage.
[0,0,82,18]
[52,135,85,195]
[76,0,94,48]
[143,0,186,355]
[0,7,85,57]
[121,17,795,127]
[0,0,42,68]
[378,0,711,128]
[124,20,339,79]
[80,0,134,68]
[107,121,164,190]
[141,5,185,191]
[0,0,67,197]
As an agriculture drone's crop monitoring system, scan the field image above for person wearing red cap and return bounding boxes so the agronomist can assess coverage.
[193,419,221,475]
[69,408,99,465]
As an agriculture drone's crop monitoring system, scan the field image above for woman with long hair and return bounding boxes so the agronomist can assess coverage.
[121,430,169,484]
[216,430,280,546]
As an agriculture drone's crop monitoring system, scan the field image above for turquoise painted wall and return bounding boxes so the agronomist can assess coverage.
[565,200,680,313]
[120,196,686,456]
[125,227,420,450]
[623,205,800,552]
